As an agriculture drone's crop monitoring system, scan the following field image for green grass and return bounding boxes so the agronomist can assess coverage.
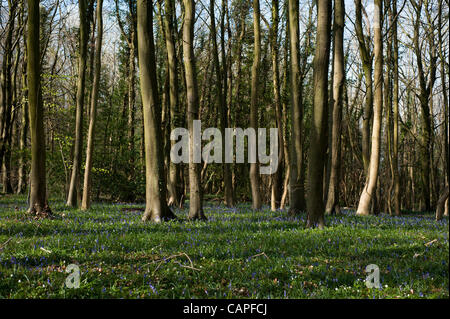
[0,194,448,299]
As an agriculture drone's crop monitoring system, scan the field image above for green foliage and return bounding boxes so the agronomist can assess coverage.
[0,195,448,299]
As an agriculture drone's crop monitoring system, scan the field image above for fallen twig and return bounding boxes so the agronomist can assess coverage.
[151,252,199,275]
[0,237,13,250]
[40,247,52,254]
[424,239,437,247]
[250,252,269,259]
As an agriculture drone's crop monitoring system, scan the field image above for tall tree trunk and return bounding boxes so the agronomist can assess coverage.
[137,0,176,222]
[438,0,448,215]
[270,0,284,212]
[81,0,103,210]
[67,0,89,207]
[326,0,344,215]
[392,0,400,216]
[354,0,373,175]
[356,0,383,216]
[288,0,306,214]
[183,0,206,220]
[250,0,262,210]
[161,0,181,207]
[17,50,28,194]
[306,0,332,228]
[209,0,233,207]
[0,0,17,193]
[27,0,49,214]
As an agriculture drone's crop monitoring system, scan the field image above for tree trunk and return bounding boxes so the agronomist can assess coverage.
[183,0,206,220]
[392,0,400,216]
[67,0,89,207]
[162,0,181,207]
[270,0,284,212]
[436,187,449,221]
[354,0,373,175]
[356,0,383,216]
[81,0,103,211]
[137,0,176,222]
[249,0,262,210]
[306,0,332,228]
[326,0,344,215]
[27,0,49,215]
[210,0,233,207]
[288,0,306,215]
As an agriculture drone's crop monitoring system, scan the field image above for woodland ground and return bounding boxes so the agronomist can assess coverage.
[0,194,448,299]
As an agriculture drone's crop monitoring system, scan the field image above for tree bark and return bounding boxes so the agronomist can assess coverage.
[210,0,233,207]
[306,0,332,228]
[67,0,89,207]
[436,187,449,221]
[356,0,383,216]
[250,0,262,210]
[161,0,181,207]
[354,0,373,175]
[81,0,103,210]
[288,0,306,215]
[183,0,206,220]
[326,0,344,216]
[27,0,49,215]
[137,0,176,222]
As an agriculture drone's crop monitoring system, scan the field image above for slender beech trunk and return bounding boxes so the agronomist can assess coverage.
[270,0,284,211]
[162,0,181,207]
[354,0,373,175]
[17,51,28,194]
[137,0,176,222]
[183,0,205,220]
[250,0,262,210]
[81,0,103,210]
[27,0,49,214]
[306,0,332,228]
[210,0,233,207]
[326,0,344,215]
[0,0,17,191]
[438,0,448,217]
[392,0,400,216]
[356,0,383,216]
[288,0,306,214]
[67,0,89,207]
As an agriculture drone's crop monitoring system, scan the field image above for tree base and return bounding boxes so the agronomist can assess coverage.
[28,204,53,220]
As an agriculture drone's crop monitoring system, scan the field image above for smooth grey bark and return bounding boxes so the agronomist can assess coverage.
[306,0,332,228]
[183,0,206,220]
[137,0,176,222]
[326,0,345,215]
[67,0,89,207]
[81,0,103,210]
[27,0,49,215]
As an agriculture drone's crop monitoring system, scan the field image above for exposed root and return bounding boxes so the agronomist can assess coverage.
[28,204,53,220]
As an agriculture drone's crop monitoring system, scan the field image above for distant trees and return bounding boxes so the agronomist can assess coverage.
[0,0,448,224]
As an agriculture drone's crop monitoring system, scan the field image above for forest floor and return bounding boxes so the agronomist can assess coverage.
[0,194,448,299]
